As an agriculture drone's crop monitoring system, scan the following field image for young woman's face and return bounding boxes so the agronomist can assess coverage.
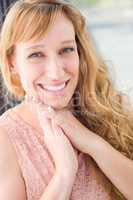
[12,13,79,109]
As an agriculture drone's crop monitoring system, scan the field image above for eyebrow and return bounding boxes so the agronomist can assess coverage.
[26,39,76,50]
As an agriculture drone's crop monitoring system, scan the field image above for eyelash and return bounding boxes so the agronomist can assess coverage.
[60,47,75,54]
[28,52,43,59]
[28,47,75,59]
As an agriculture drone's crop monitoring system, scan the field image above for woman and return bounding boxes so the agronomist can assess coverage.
[0,0,133,199]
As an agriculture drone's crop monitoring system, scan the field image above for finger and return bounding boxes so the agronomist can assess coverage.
[51,120,63,136]
[51,109,70,126]
[38,112,51,130]
[37,104,56,120]
[48,106,56,117]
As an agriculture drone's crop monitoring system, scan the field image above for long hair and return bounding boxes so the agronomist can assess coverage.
[0,0,133,199]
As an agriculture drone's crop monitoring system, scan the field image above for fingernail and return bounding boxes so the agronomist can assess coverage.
[48,106,55,114]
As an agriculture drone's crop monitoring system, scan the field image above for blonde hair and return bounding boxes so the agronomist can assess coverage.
[0,0,133,199]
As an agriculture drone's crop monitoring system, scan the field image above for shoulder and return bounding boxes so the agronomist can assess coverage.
[0,107,21,172]
[0,104,22,127]
[0,126,26,199]
[0,125,21,179]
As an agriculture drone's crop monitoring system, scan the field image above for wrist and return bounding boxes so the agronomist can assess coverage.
[84,129,108,159]
[55,170,76,187]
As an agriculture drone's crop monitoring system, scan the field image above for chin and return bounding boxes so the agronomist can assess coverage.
[42,95,72,110]
[48,100,69,110]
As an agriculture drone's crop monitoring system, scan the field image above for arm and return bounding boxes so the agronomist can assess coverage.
[0,129,27,200]
[87,133,133,200]
[43,99,133,199]
[40,172,75,200]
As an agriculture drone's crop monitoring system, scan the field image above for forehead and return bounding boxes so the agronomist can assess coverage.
[16,13,75,50]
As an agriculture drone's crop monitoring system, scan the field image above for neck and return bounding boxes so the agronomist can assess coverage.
[14,100,43,133]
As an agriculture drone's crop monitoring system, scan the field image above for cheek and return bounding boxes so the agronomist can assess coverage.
[20,63,43,79]
[65,56,79,76]
[18,64,43,91]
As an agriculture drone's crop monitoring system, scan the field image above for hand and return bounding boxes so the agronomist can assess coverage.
[39,106,103,157]
[36,102,78,180]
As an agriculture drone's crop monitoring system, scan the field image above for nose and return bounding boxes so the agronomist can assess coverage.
[46,56,66,80]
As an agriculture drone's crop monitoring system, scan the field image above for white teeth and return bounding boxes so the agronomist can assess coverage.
[43,82,66,91]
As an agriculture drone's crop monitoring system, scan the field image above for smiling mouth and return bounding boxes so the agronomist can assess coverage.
[37,80,70,94]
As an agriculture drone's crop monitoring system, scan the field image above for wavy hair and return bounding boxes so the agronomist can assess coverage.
[0,0,133,199]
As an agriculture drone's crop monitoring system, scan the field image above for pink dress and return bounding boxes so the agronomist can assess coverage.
[0,109,114,200]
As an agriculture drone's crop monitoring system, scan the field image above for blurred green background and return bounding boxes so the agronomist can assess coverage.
[72,0,133,7]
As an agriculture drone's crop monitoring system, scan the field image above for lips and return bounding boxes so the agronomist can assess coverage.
[43,82,65,91]
[37,80,69,92]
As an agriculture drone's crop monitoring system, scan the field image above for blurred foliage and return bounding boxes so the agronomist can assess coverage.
[72,0,133,7]
[72,0,98,6]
